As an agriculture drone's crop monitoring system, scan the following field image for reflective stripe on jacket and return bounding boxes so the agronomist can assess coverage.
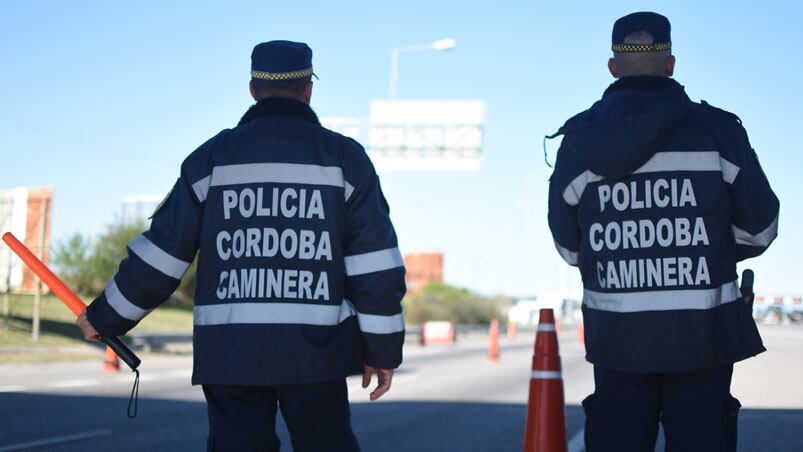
[87,97,406,384]
[548,76,778,372]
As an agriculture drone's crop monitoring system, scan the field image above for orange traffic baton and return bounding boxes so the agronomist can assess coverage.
[2,232,141,370]
[523,308,567,452]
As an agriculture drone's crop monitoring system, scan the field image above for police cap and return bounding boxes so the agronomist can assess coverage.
[251,40,316,81]
[612,12,671,53]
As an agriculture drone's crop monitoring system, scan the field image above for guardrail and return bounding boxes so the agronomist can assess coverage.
[130,332,192,351]
[130,323,542,352]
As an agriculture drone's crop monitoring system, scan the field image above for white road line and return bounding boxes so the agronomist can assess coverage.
[48,379,99,388]
[166,369,193,378]
[0,430,110,451]
[0,386,26,393]
[138,373,165,382]
[568,428,585,452]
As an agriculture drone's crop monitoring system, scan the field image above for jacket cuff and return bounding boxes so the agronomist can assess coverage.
[86,294,138,338]
[361,332,404,369]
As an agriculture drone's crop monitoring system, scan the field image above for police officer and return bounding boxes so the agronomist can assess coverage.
[548,12,779,452]
[76,41,406,452]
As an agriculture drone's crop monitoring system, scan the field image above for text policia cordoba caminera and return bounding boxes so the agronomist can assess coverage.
[214,187,332,301]
[591,177,712,289]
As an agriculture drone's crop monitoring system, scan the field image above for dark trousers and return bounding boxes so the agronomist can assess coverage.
[202,380,361,452]
[583,364,741,452]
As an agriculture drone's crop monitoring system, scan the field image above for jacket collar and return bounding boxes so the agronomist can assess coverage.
[603,75,680,97]
[238,97,320,127]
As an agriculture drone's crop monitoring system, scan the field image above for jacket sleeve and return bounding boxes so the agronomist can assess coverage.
[86,168,204,337]
[723,124,780,261]
[547,144,583,267]
[343,144,406,369]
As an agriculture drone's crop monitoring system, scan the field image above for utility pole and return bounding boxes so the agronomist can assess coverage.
[2,200,12,329]
[31,197,48,342]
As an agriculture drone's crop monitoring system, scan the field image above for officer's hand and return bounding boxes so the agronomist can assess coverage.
[76,309,100,342]
[362,365,394,401]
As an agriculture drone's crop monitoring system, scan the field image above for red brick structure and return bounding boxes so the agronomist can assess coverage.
[403,252,443,294]
[20,188,53,292]
[1,186,52,294]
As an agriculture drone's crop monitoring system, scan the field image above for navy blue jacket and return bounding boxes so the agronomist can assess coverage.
[87,98,407,385]
[548,76,779,372]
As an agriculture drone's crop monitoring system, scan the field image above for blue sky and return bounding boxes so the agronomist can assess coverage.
[1,1,801,296]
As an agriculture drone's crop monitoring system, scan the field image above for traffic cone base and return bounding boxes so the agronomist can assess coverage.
[103,346,120,372]
[523,309,567,452]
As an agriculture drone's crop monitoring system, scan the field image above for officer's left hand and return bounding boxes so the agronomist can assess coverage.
[362,365,394,401]
[76,309,100,342]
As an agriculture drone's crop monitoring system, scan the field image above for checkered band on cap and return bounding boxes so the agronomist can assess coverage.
[251,67,313,81]
[612,42,671,53]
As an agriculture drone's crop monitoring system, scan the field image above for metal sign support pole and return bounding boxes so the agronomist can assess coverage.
[31,197,48,341]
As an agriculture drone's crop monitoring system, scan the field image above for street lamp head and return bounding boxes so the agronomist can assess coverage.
[432,38,458,50]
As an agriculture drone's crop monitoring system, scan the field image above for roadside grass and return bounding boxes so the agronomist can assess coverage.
[0,293,192,362]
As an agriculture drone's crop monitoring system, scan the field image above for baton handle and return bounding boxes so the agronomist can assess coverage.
[101,335,141,369]
[2,232,141,370]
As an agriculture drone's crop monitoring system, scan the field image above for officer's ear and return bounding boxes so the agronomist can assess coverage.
[608,58,620,78]
[249,80,259,101]
[303,81,313,104]
[664,55,676,77]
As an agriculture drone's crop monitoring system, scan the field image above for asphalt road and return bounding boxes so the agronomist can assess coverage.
[1,325,802,451]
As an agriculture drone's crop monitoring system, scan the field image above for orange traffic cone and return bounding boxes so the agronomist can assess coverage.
[508,321,517,339]
[488,319,500,362]
[577,322,585,347]
[103,346,120,372]
[523,309,567,452]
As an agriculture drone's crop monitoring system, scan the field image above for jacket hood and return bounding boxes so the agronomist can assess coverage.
[557,76,689,179]
[238,96,320,127]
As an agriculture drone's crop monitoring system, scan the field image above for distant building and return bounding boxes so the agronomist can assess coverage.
[404,252,444,294]
[507,291,583,326]
[0,186,53,293]
[121,194,162,225]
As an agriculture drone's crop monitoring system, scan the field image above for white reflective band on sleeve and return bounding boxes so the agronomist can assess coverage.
[345,181,355,201]
[632,151,741,184]
[537,324,556,332]
[194,299,356,326]
[634,151,718,174]
[344,247,405,276]
[345,300,404,334]
[719,157,740,184]
[562,170,604,206]
[554,241,578,266]
[732,215,779,247]
[531,371,562,379]
[356,311,405,334]
[210,163,353,199]
[128,234,191,279]
[104,277,149,321]
[192,175,211,202]
[584,280,740,313]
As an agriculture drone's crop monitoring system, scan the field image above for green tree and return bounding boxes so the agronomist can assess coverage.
[89,221,147,293]
[402,283,511,325]
[53,221,145,296]
[53,220,197,306]
[51,233,96,296]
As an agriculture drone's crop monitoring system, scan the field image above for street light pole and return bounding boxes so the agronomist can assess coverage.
[388,38,457,99]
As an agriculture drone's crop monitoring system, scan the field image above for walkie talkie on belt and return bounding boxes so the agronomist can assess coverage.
[740,269,755,307]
